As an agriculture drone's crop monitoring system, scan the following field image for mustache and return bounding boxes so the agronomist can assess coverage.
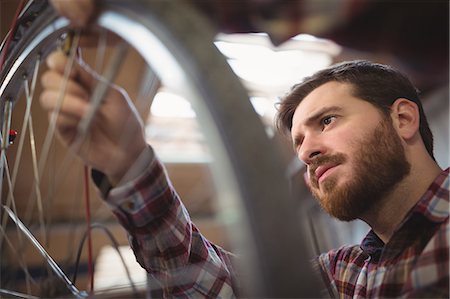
[308,154,347,186]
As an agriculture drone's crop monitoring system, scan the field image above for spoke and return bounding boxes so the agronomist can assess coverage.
[37,32,80,181]
[0,102,21,232]
[75,223,139,296]
[0,153,34,292]
[10,58,40,202]
[2,205,88,299]
[26,111,45,238]
[0,98,13,208]
[20,62,47,247]
[0,98,13,169]
[93,28,108,73]
[0,225,36,294]
[0,153,14,221]
[72,41,129,151]
[0,75,41,292]
[0,288,39,299]
[32,146,82,232]
[134,65,160,113]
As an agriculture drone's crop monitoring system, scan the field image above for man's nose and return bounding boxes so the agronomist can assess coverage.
[298,135,325,165]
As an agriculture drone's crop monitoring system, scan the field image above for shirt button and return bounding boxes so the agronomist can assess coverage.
[123,201,135,210]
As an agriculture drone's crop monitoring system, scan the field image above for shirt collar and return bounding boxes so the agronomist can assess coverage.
[410,167,449,223]
[361,230,384,262]
[360,167,449,260]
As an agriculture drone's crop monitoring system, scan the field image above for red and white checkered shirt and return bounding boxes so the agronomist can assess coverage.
[100,151,449,298]
[98,151,239,298]
[317,168,449,298]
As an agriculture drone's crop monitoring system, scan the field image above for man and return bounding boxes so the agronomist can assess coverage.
[276,61,449,297]
[41,1,449,297]
[41,50,239,298]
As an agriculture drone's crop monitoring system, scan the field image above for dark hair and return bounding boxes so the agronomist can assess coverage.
[275,60,434,159]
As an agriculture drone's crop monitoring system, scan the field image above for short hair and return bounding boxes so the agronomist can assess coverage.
[275,60,434,159]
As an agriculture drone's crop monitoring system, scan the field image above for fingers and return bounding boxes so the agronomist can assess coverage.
[41,71,90,99]
[45,51,95,91]
[40,81,91,146]
[49,111,82,146]
[50,0,96,28]
[41,50,92,129]
[45,51,78,79]
[51,111,79,134]
[50,0,120,48]
[40,89,89,120]
[40,89,90,146]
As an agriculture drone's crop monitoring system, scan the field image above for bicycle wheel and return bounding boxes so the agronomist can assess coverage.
[0,0,322,297]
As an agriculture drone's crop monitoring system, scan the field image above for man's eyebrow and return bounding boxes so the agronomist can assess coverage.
[292,106,343,150]
[304,106,343,126]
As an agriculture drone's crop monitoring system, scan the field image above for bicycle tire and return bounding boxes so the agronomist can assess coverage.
[0,0,322,297]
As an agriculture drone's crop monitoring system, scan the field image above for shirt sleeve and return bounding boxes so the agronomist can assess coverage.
[403,217,450,298]
[95,147,239,298]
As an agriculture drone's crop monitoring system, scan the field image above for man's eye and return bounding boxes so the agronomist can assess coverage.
[322,115,336,126]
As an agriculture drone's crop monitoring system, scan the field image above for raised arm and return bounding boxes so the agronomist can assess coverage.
[40,49,238,296]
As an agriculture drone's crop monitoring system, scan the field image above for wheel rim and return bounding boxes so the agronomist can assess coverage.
[0,1,322,297]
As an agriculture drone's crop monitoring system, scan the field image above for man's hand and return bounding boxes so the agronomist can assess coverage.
[40,51,147,185]
[50,0,96,28]
[50,0,121,47]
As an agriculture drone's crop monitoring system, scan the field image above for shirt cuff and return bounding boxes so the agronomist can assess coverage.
[92,145,155,201]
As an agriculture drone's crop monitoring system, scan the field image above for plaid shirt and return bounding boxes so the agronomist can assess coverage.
[317,168,449,298]
[100,152,238,298]
[101,151,449,298]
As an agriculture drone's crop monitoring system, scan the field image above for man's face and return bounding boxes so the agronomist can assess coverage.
[291,81,410,221]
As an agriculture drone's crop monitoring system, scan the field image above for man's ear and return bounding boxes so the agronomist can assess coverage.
[390,98,420,140]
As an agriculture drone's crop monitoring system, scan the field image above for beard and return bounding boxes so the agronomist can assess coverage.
[307,117,411,221]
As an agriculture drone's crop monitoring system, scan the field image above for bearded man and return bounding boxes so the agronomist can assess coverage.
[276,60,449,297]
[42,48,449,298]
[40,1,449,293]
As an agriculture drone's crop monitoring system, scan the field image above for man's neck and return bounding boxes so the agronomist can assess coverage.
[361,159,442,244]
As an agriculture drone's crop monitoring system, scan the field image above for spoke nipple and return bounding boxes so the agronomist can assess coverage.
[8,129,17,145]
